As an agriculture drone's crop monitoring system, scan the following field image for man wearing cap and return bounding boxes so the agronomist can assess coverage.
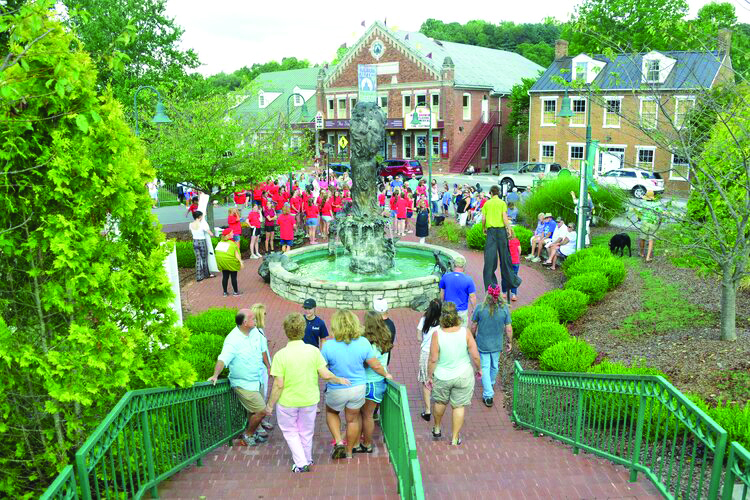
[528,213,555,263]
[302,298,329,348]
[481,185,522,292]
[541,218,570,264]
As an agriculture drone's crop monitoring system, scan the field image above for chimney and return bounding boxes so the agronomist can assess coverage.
[316,68,326,119]
[441,57,455,82]
[718,28,732,55]
[555,40,569,60]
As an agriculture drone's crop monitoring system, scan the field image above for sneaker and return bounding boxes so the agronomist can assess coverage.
[232,291,242,296]
[483,397,494,408]
[241,433,262,446]
[223,292,228,297]
[531,257,541,263]
[261,420,274,431]
[511,294,518,302]
[524,254,534,261]
[255,427,268,438]
[250,254,258,259]
[291,464,310,473]
[331,444,347,459]
[252,431,268,443]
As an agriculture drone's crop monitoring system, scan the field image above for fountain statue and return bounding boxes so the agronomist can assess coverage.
[336,101,395,274]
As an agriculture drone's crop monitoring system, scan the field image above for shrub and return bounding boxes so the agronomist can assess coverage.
[534,289,588,323]
[539,338,598,372]
[184,308,237,337]
[565,256,626,290]
[564,272,609,304]
[182,333,227,379]
[511,305,559,340]
[517,322,570,359]
[465,223,485,249]
[175,241,196,268]
[512,225,534,255]
[561,246,613,271]
[519,176,625,228]
[709,400,750,450]
[436,219,466,243]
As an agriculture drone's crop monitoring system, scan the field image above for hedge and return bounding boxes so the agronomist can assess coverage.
[565,256,626,290]
[511,304,559,340]
[184,307,237,337]
[175,241,196,268]
[539,338,598,372]
[564,272,609,304]
[182,333,227,379]
[534,289,588,323]
[466,223,533,255]
[517,322,570,359]
[561,246,613,272]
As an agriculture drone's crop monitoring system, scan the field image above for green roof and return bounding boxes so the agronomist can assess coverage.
[234,67,319,125]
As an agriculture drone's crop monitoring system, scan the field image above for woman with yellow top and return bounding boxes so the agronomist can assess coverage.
[215,227,243,296]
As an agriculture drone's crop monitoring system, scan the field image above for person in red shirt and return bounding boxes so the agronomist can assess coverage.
[186,196,199,218]
[342,187,352,202]
[416,179,427,197]
[269,181,279,198]
[502,226,522,302]
[304,199,320,244]
[320,191,333,238]
[277,205,297,253]
[227,207,243,243]
[247,204,262,259]
[233,189,248,208]
[332,189,343,216]
[396,192,408,236]
[378,187,386,211]
[263,202,277,253]
[273,187,287,213]
[253,185,263,207]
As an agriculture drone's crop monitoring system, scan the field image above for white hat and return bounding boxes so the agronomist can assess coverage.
[373,297,388,313]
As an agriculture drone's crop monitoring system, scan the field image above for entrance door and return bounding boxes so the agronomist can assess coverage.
[481,96,489,123]
[598,148,625,175]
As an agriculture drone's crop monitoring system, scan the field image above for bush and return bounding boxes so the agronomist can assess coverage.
[561,246,613,271]
[465,223,485,249]
[184,308,237,337]
[517,322,570,359]
[512,225,534,255]
[539,338,598,372]
[519,176,625,228]
[436,219,466,244]
[564,272,609,304]
[708,400,750,450]
[534,289,588,323]
[511,304,559,339]
[182,333,227,379]
[565,256,626,290]
[175,240,196,268]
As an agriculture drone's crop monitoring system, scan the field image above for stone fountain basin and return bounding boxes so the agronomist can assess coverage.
[269,241,466,309]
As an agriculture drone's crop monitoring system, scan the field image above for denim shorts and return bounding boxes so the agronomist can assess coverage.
[390,210,397,217]
[306,218,319,227]
[365,379,387,403]
[280,239,293,246]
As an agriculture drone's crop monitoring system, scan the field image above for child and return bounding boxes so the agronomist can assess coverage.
[233,189,247,208]
[277,205,296,253]
[396,191,408,236]
[415,199,430,244]
[503,227,521,302]
[247,204,262,259]
[227,207,243,243]
[378,187,386,210]
[305,198,320,244]
[186,196,199,218]
[405,192,414,234]
[441,187,451,215]
[263,201,276,253]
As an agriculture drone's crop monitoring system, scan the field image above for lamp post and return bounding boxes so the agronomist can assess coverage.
[411,106,432,214]
[558,87,591,251]
[133,85,171,137]
[286,93,309,192]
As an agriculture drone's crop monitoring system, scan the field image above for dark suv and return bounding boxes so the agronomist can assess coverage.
[378,159,424,179]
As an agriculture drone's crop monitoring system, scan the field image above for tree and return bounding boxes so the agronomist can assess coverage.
[144,93,310,228]
[0,2,195,496]
[506,77,540,139]
[62,0,200,104]
[517,42,555,67]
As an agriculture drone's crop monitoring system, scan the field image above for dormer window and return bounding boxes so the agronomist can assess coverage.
[259,93,265,107]
[575,62,587,81]
[645,60,660,82]
[294,94,303,106]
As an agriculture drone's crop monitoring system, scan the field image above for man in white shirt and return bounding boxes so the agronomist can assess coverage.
[542,218,569,265]
[545,223,576,270]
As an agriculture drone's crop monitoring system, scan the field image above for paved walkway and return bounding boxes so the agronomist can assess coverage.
[160,235,660,499]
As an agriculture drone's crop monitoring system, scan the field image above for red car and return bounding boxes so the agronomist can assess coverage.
[378,159,424,179]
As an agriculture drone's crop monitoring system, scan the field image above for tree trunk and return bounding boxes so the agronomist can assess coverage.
[720,265,737,341]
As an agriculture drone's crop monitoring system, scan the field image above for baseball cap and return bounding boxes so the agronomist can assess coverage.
[303,298,316,309]
[544,213,553,218]
[556,217,564,222]
[373,297,388,313]
[222,228,233,237]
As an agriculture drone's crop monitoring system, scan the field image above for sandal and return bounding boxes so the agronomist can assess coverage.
[331,444,347,459]
[420,412,431,422]
[432,427,442,438]
[352,444,373,454]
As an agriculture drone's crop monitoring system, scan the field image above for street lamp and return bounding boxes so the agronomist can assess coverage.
[559,87,591,251]
[133,85,171,137]
[286,93,309,192]
[411,106,432,216]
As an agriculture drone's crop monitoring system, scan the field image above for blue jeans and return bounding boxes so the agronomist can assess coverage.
[502,264,520,295]
[480,351,500,399]
[430,200,439,214]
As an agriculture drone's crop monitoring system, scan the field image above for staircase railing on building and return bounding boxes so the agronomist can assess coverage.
[512,361,748,500]
[449,111,499,172]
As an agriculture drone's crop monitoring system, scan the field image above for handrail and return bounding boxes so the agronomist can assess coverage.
[450,111,499,170]
[40,465,78,500]
[382,379,426,500]
[512,361,729,500]
[41,380,246,500]
[722,442,749,500]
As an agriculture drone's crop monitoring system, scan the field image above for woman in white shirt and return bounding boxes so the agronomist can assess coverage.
[189,210,214,281]
[416,299,442,421]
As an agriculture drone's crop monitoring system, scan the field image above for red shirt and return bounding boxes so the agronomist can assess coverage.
[227,214,242,235]
[290,196,302,214]
[263,208,276,226]
[188,204,198,213]
[407,198,414,211]
[278,214,296,240]
[247,211,261,228]
[321,200,333,216]
[378,193,386,206]
[269,184,279,197]
[253,187,262,201]
[416,186,426,196]
[302,192,310,206]
[509,238,521,265]
[479,198,487,209]
[396,198,408,218]
[273,193,286,208]
[233,191,247,204]
[305,204,319,218]
[332,196,343,212]
[389,196,398,210]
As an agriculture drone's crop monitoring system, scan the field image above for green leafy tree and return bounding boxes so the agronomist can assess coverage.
[507,77,539,138]
[0,2,195,496]
[144,93,310,228]
[517,42,555,67]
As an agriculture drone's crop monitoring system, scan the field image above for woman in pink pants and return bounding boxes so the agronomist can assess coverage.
[265,313,350,473]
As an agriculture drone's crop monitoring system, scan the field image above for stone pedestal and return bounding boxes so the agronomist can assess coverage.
[338,216,395,274]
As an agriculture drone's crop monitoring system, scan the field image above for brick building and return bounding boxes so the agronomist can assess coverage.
[527,32,734,191]
[316,22,543,173]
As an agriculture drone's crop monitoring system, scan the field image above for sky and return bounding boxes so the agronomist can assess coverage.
[165,0,750,76]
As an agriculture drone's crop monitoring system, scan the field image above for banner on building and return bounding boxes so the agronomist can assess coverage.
[358,64,377,103]
[586,140,599,190]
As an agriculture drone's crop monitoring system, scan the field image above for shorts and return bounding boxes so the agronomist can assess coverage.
[253,199,262,206]
[325,385,366,412]
[234,388,265,413]
[232,235,241,243]
[407,211,413,218]
[397,216,406,220]
[280,239,293,246]
[432,369,475,407]
[365,380,387,403]
[417,350,430,383]
[390,210,397,217]
[322,215,332,222]
[458,309,469,326]
[640,222,658,240]
[264,225,275,234]
[555,249,568,261]
[250,227,260,237]
[306,218,319,227]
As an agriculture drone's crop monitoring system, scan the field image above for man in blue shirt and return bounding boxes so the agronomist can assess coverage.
[390,176,403,190]
[438,264,477,326]
[302,298,329,348]
[209,308,270,446]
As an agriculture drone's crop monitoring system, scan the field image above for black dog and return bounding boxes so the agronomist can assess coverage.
[609,233,632,257]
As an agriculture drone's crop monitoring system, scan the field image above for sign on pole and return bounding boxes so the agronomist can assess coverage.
[315,111,324,130]
[338,135,348,150]
[358,64,377,103]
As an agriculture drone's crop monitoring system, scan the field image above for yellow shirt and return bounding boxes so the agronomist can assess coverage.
[481,197,508,228]
[270,340,326,407]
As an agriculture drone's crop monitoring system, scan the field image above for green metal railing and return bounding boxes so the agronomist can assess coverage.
[382,380,425,500]
[723,442,749,500]
[41,380,246,500]
[512,361,729,499]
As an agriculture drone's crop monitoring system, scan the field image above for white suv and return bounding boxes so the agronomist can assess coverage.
[597,168,665,198]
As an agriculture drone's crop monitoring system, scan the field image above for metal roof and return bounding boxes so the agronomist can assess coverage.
[530,51,724,92]
[233,67,319,124]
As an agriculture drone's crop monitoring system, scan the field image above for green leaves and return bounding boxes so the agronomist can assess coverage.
[75,114,89,133]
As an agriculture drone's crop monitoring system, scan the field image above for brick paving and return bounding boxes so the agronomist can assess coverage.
[160,234,661,499]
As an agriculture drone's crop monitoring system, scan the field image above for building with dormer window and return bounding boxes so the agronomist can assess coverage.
[527,31,734,191]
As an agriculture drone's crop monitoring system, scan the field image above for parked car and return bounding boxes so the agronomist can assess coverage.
[596,168,665,198]
[378,159,424,179]
[497,162,564,191]
[328,163,351,175]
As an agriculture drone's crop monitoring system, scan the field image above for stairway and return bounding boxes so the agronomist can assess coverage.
[449,111,498,173]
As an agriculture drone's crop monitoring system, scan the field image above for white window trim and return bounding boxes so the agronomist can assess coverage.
[539,142,556,163]
[336,97,347,119]
[431,134,440,157]
[403,133,412,159]
[462,93,471,121]
[670,153,690,180]
[326,97,335,115]
[602,96,623,129]
[415,133,427,158]
[349,97,357,118]
[639,97,659,130]
[636,146,657,171]
[540,97,557,127]
[402,94,412,114]
[568,143,586,166]
[674,96,696,129]
[569,97,587,128]
[430,93,440,120]
[644,59,660,83]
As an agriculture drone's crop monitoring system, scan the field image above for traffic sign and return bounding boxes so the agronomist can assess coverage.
[338,136,348,149]
[358,64,377,103]
[315,112,323,130]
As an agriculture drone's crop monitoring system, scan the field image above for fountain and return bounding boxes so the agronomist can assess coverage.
[268,101,464,309]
